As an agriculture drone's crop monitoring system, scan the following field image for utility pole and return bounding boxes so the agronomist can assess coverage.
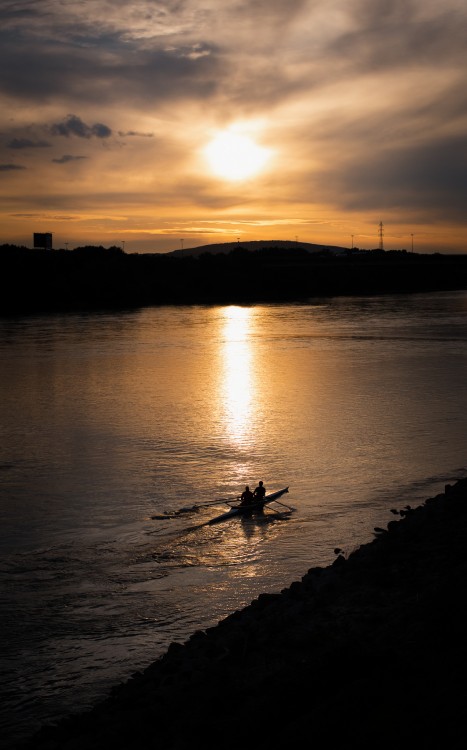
[411,234,414,253]
[378,221,384,250]
[180,239,184,251]
[351,235,354,249]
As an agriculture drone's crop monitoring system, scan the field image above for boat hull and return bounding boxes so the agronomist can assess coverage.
[208,487,289,525]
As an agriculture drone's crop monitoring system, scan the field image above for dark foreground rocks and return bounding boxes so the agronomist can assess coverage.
[21,479,467,749]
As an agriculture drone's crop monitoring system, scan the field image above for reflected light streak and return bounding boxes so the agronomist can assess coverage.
[220,306,255,445]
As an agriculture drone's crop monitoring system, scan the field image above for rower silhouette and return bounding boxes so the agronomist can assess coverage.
[240,485,254,506]
[253,481,266,509]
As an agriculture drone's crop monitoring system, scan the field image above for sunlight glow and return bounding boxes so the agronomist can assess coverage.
[221,306,255,443]
[204,129,271,181]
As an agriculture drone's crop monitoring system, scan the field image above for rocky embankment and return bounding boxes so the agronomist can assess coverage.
[21,479,467,749]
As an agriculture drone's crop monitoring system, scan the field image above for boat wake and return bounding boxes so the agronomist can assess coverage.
[150,498,236,521]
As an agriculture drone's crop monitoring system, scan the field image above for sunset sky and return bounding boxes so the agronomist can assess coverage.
[1,0,466,253]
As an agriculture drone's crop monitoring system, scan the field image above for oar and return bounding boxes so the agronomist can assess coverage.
[270,498,294,511]
[219,497,241,507]
[180,497,236,511]
[201,498,232,506]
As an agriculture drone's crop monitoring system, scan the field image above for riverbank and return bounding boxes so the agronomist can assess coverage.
[3,245,467,314]
[20,478,467,749]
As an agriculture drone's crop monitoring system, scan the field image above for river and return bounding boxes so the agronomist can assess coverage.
[1,290,467,746]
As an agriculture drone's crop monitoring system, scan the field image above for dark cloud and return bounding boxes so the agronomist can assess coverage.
[313,134,467,221]
[329,2,467,74]
[50,115,112,139]
[227,0,309,32]
[8,138,51,149]
[0,32,84,102]
[351,0,418,24]
[118,131,154,138]
[0,2,465,114]
[52,155,88,164]
[0,24,224,107]
[0,163,26,171]
[113,46,223,104]
[0,4,303,114]
[92,122,112,138]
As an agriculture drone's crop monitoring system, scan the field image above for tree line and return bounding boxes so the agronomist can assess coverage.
[2,243,467,315]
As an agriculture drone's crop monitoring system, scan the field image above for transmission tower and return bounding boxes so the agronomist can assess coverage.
[378,221,384,250]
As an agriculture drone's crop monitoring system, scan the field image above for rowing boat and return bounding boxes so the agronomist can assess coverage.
[208,487,289,525]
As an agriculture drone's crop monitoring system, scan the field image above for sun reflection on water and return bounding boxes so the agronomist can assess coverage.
[220,306,256,445]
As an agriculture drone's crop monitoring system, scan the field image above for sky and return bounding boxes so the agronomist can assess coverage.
[1,0,466,254]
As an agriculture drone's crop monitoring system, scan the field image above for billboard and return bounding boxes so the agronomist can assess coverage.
[33,232,53,250]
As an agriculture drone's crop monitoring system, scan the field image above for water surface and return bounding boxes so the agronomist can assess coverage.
[1,291,467,746]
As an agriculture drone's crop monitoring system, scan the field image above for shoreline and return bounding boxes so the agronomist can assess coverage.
[3,247,467,315]
[20,478,467,748]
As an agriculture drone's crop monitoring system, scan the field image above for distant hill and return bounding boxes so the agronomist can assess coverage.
[168,239,349,258]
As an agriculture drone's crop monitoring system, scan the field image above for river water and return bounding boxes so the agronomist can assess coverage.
[1,291,467,746]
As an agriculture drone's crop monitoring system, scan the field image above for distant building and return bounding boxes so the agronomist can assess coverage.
[33,232,53,250]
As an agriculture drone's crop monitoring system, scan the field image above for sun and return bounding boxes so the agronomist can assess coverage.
[204,128,271,181]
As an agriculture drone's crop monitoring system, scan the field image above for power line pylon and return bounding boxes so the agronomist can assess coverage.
[378,221,384,250]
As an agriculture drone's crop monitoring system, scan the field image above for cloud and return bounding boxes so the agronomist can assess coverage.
[326,2,467,76]
[11,213,45,218]
[0,163,26,171]
[50,115,112,139]
[0,22,225,107]
[359,136,467,217]
[52,155,88,164]
[8,138,51,149]
[0,1,466,252]
[118,131,154,138]
[1,2,466,114]
[11,213,77,221]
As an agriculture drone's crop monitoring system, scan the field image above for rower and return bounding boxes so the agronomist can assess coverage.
[240,485,254,506]
[253,481,266,508]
